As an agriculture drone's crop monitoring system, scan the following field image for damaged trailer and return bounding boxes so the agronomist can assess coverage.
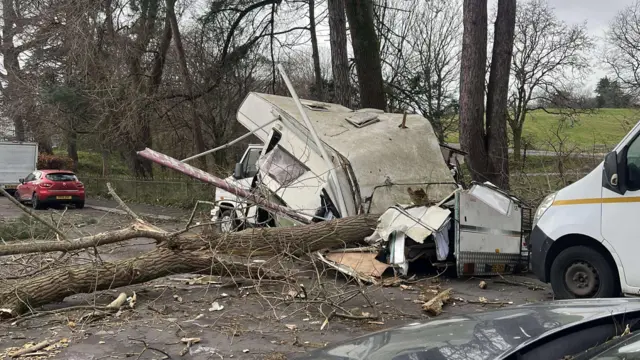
[318,182,532,283]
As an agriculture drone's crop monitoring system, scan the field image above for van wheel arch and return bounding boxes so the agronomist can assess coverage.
[545,234,621,295]
[217,202,237,216]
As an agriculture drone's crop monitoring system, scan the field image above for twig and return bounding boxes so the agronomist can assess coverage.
[106,183,142,222]
[494,274,545,290]
[11,305,116,325]
[334,312,378,320]
[0,188,68,242]
[129,337,173,360]
[9,340,53,358]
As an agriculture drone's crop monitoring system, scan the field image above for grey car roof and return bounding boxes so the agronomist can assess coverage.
[296,298,640,360]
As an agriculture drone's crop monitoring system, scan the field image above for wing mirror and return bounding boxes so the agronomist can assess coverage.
[603,150,626,194]
[18,178,24,184]
[233,163,245,179]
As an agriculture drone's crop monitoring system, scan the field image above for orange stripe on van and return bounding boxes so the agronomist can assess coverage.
[553,197,640,206]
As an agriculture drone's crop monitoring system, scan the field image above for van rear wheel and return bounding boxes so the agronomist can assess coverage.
[550,246,617,299]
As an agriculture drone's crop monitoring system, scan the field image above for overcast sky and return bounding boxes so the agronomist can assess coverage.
[547,0,630,90]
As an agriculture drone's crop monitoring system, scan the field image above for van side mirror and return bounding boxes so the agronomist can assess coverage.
[18,178,24,184]
[603,151,625,194]
[233,163,245,179]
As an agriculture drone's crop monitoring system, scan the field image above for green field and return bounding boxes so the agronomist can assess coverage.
[447,108,640,150]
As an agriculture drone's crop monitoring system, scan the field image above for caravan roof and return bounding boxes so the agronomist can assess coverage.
[237,92,457,212]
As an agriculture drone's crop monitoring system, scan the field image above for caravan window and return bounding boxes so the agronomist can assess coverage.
[259,146,307,186]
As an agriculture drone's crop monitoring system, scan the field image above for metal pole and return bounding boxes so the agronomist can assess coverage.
[276,64,349,217]
[181,117,278,163]
[138,148,312,224]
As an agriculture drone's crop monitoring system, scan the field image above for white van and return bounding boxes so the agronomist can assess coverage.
[531,120,640,299]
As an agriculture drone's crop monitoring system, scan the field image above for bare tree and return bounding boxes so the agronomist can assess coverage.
[328,0,351,108]
[379,0,461,142]
[509,0,592,160]
[345,0,386,110]
[604,0,640,97]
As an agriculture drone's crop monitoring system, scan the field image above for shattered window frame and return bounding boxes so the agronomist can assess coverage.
[259,145,308,187]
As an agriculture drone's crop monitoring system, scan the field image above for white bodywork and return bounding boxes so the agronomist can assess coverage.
[0,142,38,191]
[534,120,640,295]
[215,92,456,226]
[211,144,263,226]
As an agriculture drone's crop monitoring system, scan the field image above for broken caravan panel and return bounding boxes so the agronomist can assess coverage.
[454,183,532,277]
[237,94,357,223]
[325,183,532,283]
[235,92,458,220]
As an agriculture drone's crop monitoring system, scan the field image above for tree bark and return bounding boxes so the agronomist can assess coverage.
[167,0,208,170]
[0,214,379,317]
[2,0,25,141]
[485,0,516,190]
[66,129,79,172]
[345,0,386,110]
[126,0,160,178]
[328,0,351,108]
[459,0,488,181]
[512,125,523,162]
[309,0,323,100]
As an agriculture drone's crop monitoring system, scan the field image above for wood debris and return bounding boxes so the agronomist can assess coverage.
[421,288,452,316]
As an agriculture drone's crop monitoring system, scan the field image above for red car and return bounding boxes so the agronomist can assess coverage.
[15,170,85,210]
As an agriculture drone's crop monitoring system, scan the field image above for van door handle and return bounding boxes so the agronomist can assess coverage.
[611,174,619,186]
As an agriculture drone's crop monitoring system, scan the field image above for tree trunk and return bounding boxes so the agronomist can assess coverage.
[101,149,110,177]
[459,0,488,181]
[66,129,79,172]
[125,0,160,178]
[38,139,53,155]
[485,0,516,190]
[2,0,25,142]
[167,0,207,170]
[309,0,323,100]
[345,0,386,110]
[328,0,351,108]
[512,125,523,162]
[0,214,379,317]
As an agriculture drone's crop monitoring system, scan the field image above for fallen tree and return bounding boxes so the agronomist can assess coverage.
[0,213,378,318]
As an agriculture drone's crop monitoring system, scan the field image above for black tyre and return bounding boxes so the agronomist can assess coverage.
[13,191,21,204]
[31,193,43,210]
[217,209,239,233]
[75,201,85,209]
[550,246,618,299]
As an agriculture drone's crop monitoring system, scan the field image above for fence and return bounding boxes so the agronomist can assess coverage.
[81,175,216,208]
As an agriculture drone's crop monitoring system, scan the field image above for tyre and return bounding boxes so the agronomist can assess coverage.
[31,193,44,210]
[13,191,21,204]
[550,246,618,299]
[75,201,85,209]
[217,209,239,233]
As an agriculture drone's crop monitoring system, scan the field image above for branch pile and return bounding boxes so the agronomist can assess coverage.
[0,203,378,318]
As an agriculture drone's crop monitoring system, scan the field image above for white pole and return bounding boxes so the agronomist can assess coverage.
[181,117,277,163]
[276,64,349,217]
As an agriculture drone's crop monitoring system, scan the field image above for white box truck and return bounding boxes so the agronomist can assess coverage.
[0,141,38,194]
